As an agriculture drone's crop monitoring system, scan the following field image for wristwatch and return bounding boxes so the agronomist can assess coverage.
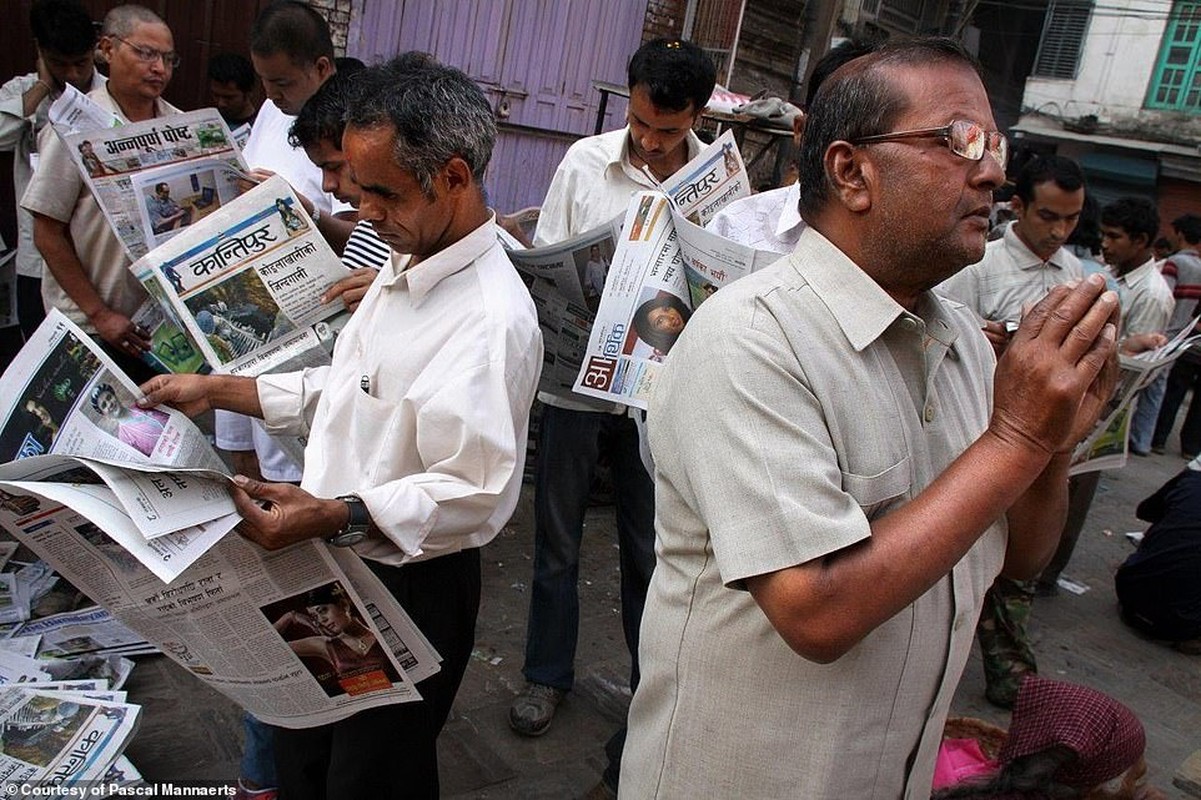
[328,494,370,547]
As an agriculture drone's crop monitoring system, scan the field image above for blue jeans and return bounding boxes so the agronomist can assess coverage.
[523,405,656,692]
[1130,371,1168,454]
[240,713,276,789]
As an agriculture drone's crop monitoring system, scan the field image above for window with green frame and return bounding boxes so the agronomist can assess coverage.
[1147,1,1201,112]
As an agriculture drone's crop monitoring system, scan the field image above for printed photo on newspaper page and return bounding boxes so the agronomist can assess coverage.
[52,107,246,261]
[507,219,622,397]
[129,175,352,377]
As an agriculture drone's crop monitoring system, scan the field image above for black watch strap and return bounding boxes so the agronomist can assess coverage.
[328,494,370,547]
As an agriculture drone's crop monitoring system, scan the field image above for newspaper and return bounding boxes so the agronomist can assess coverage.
[47,84,122,137]
[51,104,246,261]
[0,494,441,728]
[571,190,780,409]
[0,685,139,786]
[507,220,622,396]
[1071,321,1201,474]
[0,312,240,579]
[659,129,751,226]
[129,175,353,377]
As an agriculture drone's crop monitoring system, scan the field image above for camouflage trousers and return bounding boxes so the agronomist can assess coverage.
[975,576,1037,708]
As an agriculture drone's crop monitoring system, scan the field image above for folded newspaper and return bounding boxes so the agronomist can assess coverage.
[0,685,140,785]
[129,175,354,378]
[508,130,763,402]
[1071,319,1201,474]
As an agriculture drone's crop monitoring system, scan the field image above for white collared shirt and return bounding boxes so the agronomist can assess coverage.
[535,125,702,411]
[937,220,1084,324]
[1115,256,1174,338]
[256,216,543,565]
[705,181,805,254]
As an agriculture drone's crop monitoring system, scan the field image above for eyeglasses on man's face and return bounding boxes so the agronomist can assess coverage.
[111,35,181,69]
[851,120,1008,171]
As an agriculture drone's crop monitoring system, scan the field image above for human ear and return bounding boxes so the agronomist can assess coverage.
[441,157,474,194]
[826,142,872,213]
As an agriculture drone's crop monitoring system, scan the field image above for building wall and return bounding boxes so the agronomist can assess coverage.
[1022,0,1201,142]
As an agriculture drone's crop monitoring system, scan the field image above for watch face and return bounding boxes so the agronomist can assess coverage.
[328,530,367,548]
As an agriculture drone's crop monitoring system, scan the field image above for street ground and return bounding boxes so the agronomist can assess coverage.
[124,440,1201,798]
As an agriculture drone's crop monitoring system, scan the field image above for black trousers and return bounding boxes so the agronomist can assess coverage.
[273,548,482,800]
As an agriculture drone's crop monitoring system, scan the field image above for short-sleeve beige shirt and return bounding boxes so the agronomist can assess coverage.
[622,227,1007,799]
[21,86,180,333]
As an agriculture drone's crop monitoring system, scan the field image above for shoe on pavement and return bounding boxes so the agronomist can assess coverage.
[509,683,566,737]
[1151,444,1166,455]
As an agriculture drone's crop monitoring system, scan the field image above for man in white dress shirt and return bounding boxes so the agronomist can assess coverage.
[706,39,874,254]
[140,58,543,800]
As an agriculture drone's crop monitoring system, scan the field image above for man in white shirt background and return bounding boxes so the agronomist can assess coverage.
[139,57,542,800]
[509,37,714,799]
[705,39,874,255]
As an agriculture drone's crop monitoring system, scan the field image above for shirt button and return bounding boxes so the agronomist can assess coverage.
[924,405,935,422]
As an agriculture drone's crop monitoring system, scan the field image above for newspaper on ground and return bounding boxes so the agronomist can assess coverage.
[0,684,140,786]
[129,175,353,378]
[1071,320,1201,474]
[0,572,32,625]
[571,189,780,408]
[50,104,246,262]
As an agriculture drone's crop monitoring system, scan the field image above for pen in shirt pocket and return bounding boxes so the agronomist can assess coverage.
[360,375,371,395]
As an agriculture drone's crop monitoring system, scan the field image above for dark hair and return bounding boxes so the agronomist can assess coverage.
[30,0,96,56]
[1013,155,1084,204]
[345,57,495,197]
[627,38,716,114]
[804,38,878,108]
[798,36,979,219]
[305,583,349,608]
[207,52,255,92]
[933,747,1080,799]
[288,70,359,149]
[154,181,168,193]
[1101,196,1159,245]
[250,1,334,65]
[335,56,365,75]
[89,382,118,411]
[1172,213,1201,245]
[631,294,692,354]
[1066,193,1101,255]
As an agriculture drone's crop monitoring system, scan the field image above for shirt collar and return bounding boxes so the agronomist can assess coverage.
[774,182,804,238]
[1119,256,1159,288]
[787,227,961,353]
[382,213,499,303]
[613,126,704,187]
[1001,221,1074,272]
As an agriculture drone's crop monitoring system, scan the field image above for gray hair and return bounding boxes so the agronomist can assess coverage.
[345,57,496,198]
[796,36,980,219]
[102,4,166,38]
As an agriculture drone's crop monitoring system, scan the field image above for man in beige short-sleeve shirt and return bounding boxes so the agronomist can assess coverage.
[621,39,1119,799]
[22,5,179,379]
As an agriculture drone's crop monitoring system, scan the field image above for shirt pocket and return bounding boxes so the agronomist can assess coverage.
[345,385,402,483]
[841,457,912,520]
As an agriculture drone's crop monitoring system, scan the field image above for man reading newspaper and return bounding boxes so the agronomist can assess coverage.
[138,58,542,799]
[22,5,180,383]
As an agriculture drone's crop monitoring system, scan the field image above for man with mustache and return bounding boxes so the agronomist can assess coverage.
[621,39,1118,798]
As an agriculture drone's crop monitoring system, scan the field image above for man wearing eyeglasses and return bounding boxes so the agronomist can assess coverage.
[22,4,179,382]
[621,38,1119,798]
